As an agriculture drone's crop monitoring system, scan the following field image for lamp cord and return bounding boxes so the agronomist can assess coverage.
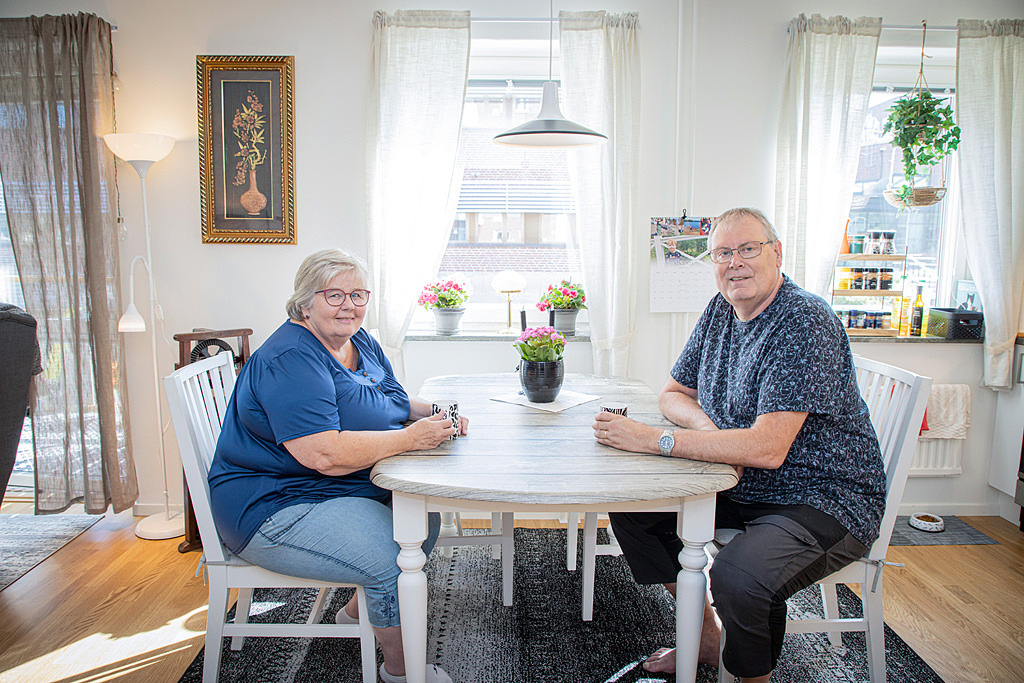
[548,0,553,81]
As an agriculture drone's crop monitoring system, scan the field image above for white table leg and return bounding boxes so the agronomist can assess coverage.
[440,511,457,558]
[566,511,579,570]
[393,493,428,683]
[675,494,716,683]
[581,512,598,621]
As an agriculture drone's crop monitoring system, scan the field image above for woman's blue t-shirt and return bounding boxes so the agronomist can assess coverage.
[208,321,411,553]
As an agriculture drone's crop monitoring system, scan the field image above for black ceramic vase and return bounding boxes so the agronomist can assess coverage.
[519,359,564,403]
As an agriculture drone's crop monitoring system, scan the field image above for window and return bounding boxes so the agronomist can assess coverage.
[846,28,962,310]
[414,28,585,328]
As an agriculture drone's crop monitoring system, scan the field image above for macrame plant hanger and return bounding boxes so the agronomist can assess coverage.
[884,21,948,209]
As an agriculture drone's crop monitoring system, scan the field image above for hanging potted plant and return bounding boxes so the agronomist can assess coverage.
[536,279,586,337]
[882,22,961,209]
[513,326,566,403]
[418,279,470,335]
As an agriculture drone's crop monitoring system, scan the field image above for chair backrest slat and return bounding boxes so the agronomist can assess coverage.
[852,355,931,559]
[163,353,238,564]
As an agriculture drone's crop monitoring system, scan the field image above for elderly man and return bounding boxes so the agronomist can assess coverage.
[593,208,884,682]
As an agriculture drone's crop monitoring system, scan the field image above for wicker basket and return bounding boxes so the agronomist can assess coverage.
[883,186,946,208]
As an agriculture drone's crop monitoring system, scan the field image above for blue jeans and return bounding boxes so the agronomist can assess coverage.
[237,496,441,628]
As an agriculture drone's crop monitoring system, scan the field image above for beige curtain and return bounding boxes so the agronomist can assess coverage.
[956,19,1024,389]
[560,11,641,376]
[0,13,138,514]
[775,14,881,297]
[366,10,469,380]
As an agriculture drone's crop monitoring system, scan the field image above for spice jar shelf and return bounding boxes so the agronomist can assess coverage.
[846,328,900,337]
[836,254,907,262]
[832,289,900,297]
[832,244,908,334]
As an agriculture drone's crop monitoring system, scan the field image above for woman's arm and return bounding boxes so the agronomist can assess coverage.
[283,412,456,476]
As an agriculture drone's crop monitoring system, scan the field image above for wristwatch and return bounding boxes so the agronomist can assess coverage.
[658,429,675,457]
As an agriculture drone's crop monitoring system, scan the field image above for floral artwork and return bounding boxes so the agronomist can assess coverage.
[418,279,470,309]
[513,326,566,362]
[231,90,267,187]
[198,55,294,244]
[536,280,586,311]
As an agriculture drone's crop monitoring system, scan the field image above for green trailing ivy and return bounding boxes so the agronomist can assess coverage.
[882,90,960,206]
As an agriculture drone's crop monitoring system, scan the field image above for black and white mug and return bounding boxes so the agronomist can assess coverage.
[600,402,628,417]
[431,400,460,440]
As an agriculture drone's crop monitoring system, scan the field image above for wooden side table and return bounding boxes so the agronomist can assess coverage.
[173,328,253,553]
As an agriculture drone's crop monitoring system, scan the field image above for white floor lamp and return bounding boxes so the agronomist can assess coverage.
[104,132,181,540]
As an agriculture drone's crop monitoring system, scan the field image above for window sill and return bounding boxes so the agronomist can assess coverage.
[848,334,983,344]
[405,321,591,343]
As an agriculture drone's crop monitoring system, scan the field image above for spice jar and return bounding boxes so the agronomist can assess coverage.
[882,231,896,255]
[864,268,878,290]
[881,312,892,330]
[851,267,864,289]
[879,268,893,290]
[837,267,851,289]
[849,235,865,254]
[866,231,884,255]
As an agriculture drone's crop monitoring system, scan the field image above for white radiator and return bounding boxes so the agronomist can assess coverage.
[909,438,964,477]
[908,384,970,477]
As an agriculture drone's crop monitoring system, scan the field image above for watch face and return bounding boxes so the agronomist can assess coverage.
[659,433,673,453]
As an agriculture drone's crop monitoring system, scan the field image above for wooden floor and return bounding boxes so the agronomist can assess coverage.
[0,508,1021,683]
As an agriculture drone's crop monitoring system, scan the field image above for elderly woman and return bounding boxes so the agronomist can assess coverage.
[209,248,463,683]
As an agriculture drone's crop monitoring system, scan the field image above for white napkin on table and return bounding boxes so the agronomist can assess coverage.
[490,390,600,413]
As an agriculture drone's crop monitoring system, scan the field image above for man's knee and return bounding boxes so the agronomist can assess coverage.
[709,555,769,611]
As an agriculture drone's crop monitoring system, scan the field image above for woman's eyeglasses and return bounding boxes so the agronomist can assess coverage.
[315,289,371,307]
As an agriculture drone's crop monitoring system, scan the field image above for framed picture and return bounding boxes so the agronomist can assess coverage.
[197,55,295,244]
[954,279,982,312]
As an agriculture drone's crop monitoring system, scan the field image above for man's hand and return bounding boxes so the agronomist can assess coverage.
[592,411,659,453]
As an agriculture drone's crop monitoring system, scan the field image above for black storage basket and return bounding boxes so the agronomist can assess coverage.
[927,307,984,340]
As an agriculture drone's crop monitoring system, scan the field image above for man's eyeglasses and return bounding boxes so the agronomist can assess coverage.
[709,240,775,264]
[316,289,371,307]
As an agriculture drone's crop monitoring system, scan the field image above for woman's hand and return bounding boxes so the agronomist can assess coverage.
[404,411,459,450]
[592,412,658,453]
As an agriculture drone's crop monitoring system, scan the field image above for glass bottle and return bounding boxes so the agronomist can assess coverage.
[910,285,924,336]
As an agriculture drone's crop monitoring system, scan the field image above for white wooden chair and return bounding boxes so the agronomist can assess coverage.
[717,356,931,683]
[163,353,376,683]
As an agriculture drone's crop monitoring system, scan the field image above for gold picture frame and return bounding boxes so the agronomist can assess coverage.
[197,55,295,244]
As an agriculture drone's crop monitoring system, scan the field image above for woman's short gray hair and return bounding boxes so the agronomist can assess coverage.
[286,248,370,320]
[710,208,779,243]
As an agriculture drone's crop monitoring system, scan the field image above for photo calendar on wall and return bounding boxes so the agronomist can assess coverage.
[649,215,718,313]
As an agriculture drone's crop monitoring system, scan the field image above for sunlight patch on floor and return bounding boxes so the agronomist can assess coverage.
[0,606,207,683]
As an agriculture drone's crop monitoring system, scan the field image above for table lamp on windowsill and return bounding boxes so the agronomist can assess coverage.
[491,270,527,334]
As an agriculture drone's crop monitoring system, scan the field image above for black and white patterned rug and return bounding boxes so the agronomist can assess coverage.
[180,528,943,682]
[0,513,101,591]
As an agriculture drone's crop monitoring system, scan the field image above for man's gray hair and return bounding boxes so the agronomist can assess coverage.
[710,208,779,243]
[286,248,370,320]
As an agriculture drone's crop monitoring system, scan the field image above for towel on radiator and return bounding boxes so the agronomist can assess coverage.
[919,384,970,440]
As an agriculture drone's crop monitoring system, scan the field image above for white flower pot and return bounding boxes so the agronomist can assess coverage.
[552,308,580,336]
[433,307,465,335]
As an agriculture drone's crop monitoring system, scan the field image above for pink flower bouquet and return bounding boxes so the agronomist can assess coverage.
[536,279,586,311]
[513,326,566,362]
[418,279,469,310]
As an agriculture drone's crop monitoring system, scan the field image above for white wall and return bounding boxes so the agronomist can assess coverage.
[1,0,1020,519]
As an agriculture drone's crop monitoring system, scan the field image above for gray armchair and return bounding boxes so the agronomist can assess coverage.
[0,303,41,503]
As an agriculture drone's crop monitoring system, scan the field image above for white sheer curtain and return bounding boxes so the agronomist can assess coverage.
[560,11,640,376]
[367,10,469,380]
[956,20,1024,389]
[775,14,881,297]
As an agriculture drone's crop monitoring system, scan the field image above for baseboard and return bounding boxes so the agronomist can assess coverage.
[131,502,166,517]
[897,502,1000,517]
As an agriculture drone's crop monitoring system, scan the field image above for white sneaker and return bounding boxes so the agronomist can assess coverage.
[379,663,453,683]
[335,609,358,625]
